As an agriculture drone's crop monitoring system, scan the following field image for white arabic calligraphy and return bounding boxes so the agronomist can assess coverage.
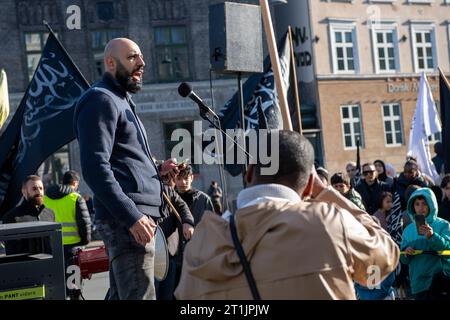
[15,51,85,164]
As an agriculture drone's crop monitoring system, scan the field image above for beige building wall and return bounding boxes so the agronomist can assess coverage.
[318,75,440,175]
[310,0,450,75]
[305,0,449,177]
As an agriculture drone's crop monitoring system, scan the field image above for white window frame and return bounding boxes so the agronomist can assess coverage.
[381,103,404,147]
[369,0,396,3]
[340,104,364,150]
[407,0,433,4]
[329,20,359,74]
[371,22,400,74]
[410,22,437,72]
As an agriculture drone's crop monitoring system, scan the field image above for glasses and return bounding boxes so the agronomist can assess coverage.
[363,170,375,176]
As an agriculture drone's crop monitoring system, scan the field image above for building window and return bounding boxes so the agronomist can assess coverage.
[329,23,359,74]
[91,30,125,79]
[25,32,55,80]
[340,104,364,149]
[154,26,190,82]
[372,27,399,73]
[382,103,403,146]
[163,121,198,173]
[411,25,436,72]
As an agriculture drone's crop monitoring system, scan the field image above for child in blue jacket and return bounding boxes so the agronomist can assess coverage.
[401,188,450,299]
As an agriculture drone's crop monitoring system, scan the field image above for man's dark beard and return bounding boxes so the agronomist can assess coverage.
[115,60,143,93]
[28,195,43,207]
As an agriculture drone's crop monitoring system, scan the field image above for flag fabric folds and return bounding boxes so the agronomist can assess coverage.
[216,33,292,176]
[407,72,442,183]
[439,69,450,174]
[0,69,9,129]
[0,32,90,216]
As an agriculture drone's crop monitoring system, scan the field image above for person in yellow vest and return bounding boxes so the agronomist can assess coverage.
[44,170,92,269]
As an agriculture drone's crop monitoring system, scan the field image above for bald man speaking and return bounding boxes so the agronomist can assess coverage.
[74,38,164,300]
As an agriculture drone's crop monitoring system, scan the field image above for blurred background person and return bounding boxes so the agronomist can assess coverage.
[330,172,365,211]
[374,160,394,188]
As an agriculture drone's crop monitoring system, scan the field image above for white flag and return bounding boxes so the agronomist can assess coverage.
[407,72,442,183]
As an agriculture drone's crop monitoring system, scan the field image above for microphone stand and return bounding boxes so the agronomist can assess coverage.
[197,106,253,213]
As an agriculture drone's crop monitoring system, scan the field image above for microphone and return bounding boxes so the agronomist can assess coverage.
[178,82,217,117]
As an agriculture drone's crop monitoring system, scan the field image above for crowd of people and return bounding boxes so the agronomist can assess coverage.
[324,157,450,300]
[1,37,449,301]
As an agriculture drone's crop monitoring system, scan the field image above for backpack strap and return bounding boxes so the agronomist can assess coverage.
[229,213,261,300]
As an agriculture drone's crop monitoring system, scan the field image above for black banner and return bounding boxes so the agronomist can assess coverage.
[0,32,90,216]
[440,71,450,174]
[215,33,292,176]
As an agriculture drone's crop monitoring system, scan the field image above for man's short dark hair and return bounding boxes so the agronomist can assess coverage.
[434,142,443,155]
[22,175,41,188]
[178,164,193,177]
[63,170,80,185]
[362,163,373,170]
[254,130,314,191]
[404,159,418,170]
[330,172,350,186]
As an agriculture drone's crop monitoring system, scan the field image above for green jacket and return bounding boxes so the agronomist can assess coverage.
[344,188,366,211]
[400,188,450,294]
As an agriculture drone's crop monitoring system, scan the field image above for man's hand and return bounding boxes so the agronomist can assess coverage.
[129,216,156,246]
[310,165,327,199]
[160,159,179,180]
[183,223,194,240]
[420,224,434,240]
[405,247,416,256]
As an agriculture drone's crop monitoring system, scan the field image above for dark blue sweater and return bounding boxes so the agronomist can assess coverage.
[74,73,162,228]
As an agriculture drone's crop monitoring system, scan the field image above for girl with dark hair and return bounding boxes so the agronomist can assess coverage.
[374,191,394,231]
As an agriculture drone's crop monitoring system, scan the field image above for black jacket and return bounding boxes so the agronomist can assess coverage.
[74,73,163,228]
[2,201,55,255]
[178,188,214,226]
[355,179,391,215]
[394,173,429,210]
[45,184,92,246]
[159,185,195,239]
[439,198,450,222]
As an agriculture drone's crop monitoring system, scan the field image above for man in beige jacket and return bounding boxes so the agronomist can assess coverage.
[175,130,400,299]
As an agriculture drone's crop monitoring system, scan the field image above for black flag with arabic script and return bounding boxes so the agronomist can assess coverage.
[214,33,292,176]
[0,32,90,216]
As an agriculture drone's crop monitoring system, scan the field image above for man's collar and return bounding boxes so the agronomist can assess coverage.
[237,183,301,209]
[102,72,128,97]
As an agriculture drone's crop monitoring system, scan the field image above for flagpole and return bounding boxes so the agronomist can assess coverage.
[259,0,293,131]
[43,20,90,87]
[439,67,450,90]
[288,26,302,134]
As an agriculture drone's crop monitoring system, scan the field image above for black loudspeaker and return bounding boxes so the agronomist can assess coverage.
[209,2,263,74]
